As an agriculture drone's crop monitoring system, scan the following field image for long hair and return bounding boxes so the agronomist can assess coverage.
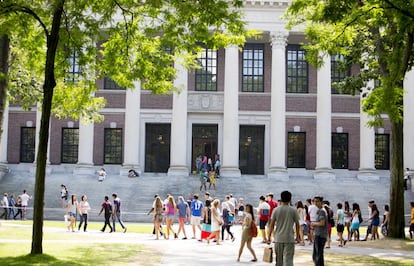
[246,203,255,221]
[168,195,176,209]
[71,194,76,205]
[155,197,163,209]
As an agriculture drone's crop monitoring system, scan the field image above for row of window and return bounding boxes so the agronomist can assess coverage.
[68,44,349,93]
[20,127,390,170]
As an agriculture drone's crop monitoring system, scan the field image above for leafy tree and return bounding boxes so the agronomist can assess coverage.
[286,0,414,238]
[0,0,251,254]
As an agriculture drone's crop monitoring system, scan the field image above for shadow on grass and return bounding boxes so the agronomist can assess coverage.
[2,254,82,266]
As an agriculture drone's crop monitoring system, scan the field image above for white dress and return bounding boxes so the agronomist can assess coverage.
[211,207,221,231]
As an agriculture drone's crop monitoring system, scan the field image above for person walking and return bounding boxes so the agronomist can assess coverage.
[164,195,177,239]
[8,194,16,219]
[409,202,414,239]
[257,195,270,244]
[237,204,258,262]
[221,201,235,242]
[61,184,68,208]
[78,195,91,232]
[381,204,390,236]
[13,196,23,220]
[153,196,165,240]
[267,190,300,266]
[65,194,79,232]
[311,196,328,266]
[98,195,113,233]
[190,194,204,239]
[336,203,345,247]
[0,193,8,220]
[207,199,222,245]
[176,196,190,239]
[20,190,32,220]
[112,193,127,233]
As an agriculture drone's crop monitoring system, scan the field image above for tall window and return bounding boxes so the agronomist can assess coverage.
[61,128,79,163]
[287,132,306,168]
[104,128,123,164]
[103,77,125,90]
[332,133,348,169]
[331,54,350,94]
[242,44,264,92]
[66,50,81,83]
[195,48,217,91]
[286,45,308,93]
[20,127,36,163]
[375,134,390,169]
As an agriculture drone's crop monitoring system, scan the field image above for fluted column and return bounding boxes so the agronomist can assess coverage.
[0,104,9,176]
[220,44,241,177]
[358,80,379,180]
[268,31,289,180]
[121,81,142,176]
[168,62,189,176]
[404,69,414,190]
[74,119,95,175]
[314,54,335,179]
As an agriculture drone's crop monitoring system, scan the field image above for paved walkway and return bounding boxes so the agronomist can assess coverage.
[1,222,414,266]
[0,169,413,222]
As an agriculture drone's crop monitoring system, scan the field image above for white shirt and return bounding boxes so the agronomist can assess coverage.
[308,204,318,222]
[20,193,30,206]
[1,196,8,207]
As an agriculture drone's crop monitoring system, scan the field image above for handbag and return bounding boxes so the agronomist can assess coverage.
[250,220,258,237]
[263,246,273,263]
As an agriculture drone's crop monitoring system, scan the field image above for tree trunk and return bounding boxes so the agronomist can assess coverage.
[388,120,405,238]
[31,1,65,254]
[0,35,10,138]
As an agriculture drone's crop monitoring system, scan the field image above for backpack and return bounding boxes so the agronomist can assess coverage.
[105,202,112,215]
[250,220,258,238]
[328,209,335,227]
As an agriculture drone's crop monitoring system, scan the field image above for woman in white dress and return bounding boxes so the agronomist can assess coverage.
[207,199,222,245]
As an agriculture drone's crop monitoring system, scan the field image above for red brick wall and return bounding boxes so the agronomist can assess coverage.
[7,112,36,164]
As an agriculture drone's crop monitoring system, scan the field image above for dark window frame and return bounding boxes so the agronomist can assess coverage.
[286,45,308,93]
[287,132,306,168]
[103,77,125,90]
[331,54,351,94]
[61,128,79,164]
[242,43,264,92]
[20,127,36,163]
[195,48,218,91]
[332,133,349,169]
[66,50,81,83]
[104,128,123,164]
[375,133,390,170]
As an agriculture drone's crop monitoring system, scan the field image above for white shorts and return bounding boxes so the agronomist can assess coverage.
[191,215,201,225]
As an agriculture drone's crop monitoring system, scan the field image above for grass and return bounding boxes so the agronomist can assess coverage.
[0,221,159,266]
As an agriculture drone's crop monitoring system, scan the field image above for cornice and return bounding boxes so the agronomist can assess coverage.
[243,0,291,8]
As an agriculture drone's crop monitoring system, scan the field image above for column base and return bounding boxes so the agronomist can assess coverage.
[219,166,241,178]
[268,167,289,180]
[0,162,8,181]
[121,165,141,176]
[313,168,335,180]
[74,164,95,175]
[168,165,189,177]
[357,168,379,181]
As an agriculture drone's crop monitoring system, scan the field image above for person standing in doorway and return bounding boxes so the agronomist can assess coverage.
[311,196,328,266]
[98,196,113,233]
[112,193,127,233]
[267,190,300,266]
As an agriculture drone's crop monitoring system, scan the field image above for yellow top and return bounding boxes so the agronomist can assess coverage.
[411,207,414,224]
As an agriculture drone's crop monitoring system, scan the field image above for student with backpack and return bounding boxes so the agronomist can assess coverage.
[98,195,113,233]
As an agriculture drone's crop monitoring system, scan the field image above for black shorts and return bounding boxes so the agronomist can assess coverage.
[410,223,414,232]
[259,219,268,229]
[336,224,344,233]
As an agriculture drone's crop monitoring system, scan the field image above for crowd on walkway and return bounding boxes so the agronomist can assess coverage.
[144,190,414,266]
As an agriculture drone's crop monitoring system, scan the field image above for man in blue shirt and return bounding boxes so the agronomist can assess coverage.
[190,194,204,239]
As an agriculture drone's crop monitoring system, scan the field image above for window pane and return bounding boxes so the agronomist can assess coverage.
[20,127,36,163]
[195,48,218,91]
[61,128,79,163]
[375,134,390,169]
[331,54,351,94]
[242,44,264,92]
[332,133,348,169]
[104,128,123,164]
[286,45,308,93]
[287,132,306,168]
[103,77,125,90]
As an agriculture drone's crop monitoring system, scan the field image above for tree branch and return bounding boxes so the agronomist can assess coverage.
[383,0,414,21]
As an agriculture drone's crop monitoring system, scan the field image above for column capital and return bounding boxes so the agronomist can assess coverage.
[270,30,288,48]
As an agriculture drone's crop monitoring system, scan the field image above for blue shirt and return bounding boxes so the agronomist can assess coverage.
[191,200,203,217]
[177,202,189,218]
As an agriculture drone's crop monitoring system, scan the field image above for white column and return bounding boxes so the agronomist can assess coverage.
[220,44,241,177]
[121,81,142,176]
[268,31,289,180]
[0,104,9,176]
[74,119,95,175]
[168,62,189,176]
[404,69,414,190]
[314,54,335,179]
[358,80,379,180]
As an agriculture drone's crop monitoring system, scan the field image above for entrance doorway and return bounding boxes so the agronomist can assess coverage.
[145,123,171,173]
[239,125,265,175]
[192,124,218,172]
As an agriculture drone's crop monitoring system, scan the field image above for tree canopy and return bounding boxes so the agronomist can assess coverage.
[0,0,253,254]
[286,0,414,238]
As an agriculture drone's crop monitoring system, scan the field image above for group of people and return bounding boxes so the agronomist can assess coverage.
[63,191,127,234]
[195,154,221,178]
[0,190,31,220]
